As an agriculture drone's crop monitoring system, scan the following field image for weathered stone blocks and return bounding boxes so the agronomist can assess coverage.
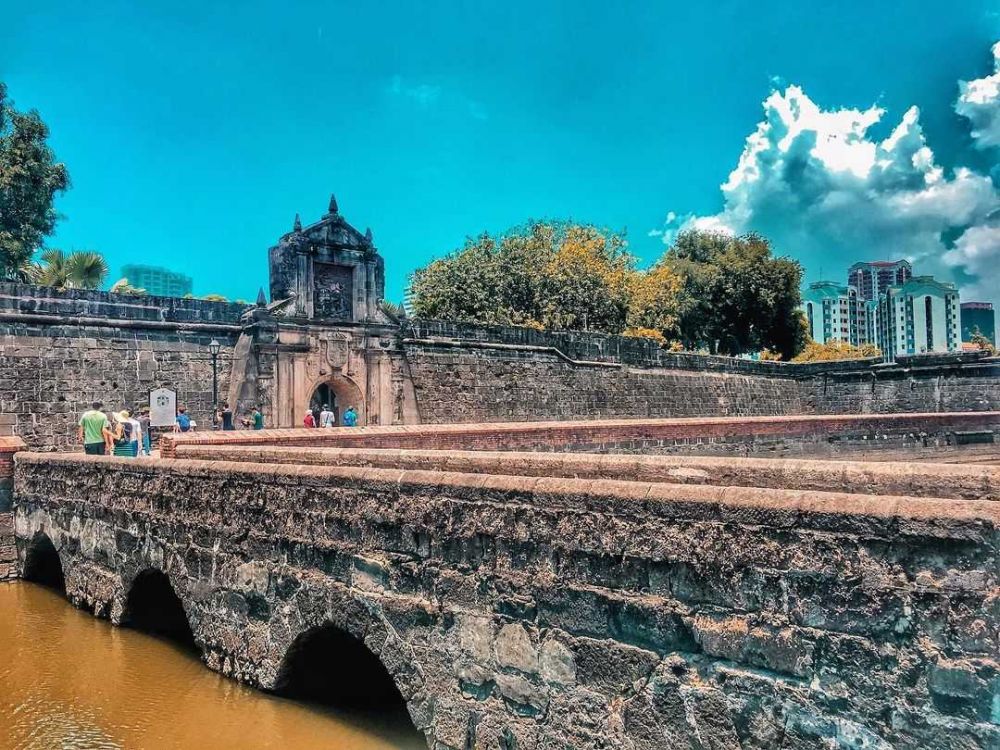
[11,453,999,748]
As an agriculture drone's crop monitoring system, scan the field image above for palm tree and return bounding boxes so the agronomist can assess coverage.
[31,249,108,290]
[65,250,108,289]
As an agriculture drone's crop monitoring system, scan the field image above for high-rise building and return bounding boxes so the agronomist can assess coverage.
[876,276,960,359]
[960,302,996,345]
[119,264,193,297]
[847,260,912,302]
[801,281,870,346]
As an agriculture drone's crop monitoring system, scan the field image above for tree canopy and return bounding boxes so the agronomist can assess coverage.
[409,222,637,331]
[408,223,806,358]
[0,82,69,280]
[664,230,805,358]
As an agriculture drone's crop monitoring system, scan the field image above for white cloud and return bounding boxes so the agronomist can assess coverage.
[956,41,1000,149]
[943,220,1000,302]
[655,46,1000,307]
[387,75,486,120]
[389,75,442,107]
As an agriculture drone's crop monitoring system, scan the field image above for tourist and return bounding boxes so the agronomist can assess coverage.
[311,403,322,429]
[319,403,334,428]
[78,401,112,455]
[138,407,152,456]
[342,405,358,427]
[112,411,138,457]
[252,406,264,430]
[303,410,316,428]
[175,406,193,433]
[127,411,142,458]
[219,401,234,431]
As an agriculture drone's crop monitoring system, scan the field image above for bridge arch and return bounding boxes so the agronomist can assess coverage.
[275,623,405,705]
[121,568,197,650]
[21,530,65,594]
[271,592,428,741]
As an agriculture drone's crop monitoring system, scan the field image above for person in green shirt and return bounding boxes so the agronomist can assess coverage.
[78,402,112,455]
[252,406,264,430]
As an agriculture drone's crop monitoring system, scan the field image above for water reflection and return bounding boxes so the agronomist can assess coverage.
[0,583,426,750]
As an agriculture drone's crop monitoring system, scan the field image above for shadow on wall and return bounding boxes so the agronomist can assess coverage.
[121,569,197,651]
[22,531,65,594]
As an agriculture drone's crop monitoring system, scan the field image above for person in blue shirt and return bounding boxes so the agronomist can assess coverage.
[342,406,358,427]
[174,406,193,433]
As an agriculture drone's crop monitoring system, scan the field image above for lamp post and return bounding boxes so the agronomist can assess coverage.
[208,339,220,424]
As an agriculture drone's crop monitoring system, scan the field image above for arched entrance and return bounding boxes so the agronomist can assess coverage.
[22,531,65,593]
[307,375,364,426]
[121,569,196,650]
[274,623,422,741]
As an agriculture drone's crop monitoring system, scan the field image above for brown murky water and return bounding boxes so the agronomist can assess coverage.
[0,583,426,750]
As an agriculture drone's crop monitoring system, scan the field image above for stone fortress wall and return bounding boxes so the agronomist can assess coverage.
[0,283,242,450]
[1,283,999,452]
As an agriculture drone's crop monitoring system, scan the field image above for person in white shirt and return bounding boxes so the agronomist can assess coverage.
[319,404,334,428]
[128,413,143,457]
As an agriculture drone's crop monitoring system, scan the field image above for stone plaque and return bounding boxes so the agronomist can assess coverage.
[314,262,354,320]
[149,387,176,427]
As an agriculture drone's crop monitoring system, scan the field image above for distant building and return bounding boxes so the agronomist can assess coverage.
[847,260,912,302]
[877,276,960,359]
[119,264,193,297]
[960,301,996,345]
[801,281,870,346]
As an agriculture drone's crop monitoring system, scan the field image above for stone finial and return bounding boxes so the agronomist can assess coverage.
[364,227,373,244]
[293,213,302,232]
[328,194,339,214]
[256,287,267,307]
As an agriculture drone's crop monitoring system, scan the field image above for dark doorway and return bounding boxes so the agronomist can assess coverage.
[274,624,421,741]
[121,569,196,650]
[22,531,66,594]
[309,384,339,425]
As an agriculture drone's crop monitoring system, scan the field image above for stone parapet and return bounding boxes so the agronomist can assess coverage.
[173,445,1000,500]
[159,411,1000,458]
[0,282,247,324]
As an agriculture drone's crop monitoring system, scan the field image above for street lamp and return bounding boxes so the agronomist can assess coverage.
[208,339,220,422]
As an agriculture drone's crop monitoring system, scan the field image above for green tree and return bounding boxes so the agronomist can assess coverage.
[30,248,108,289]
[0,83,70,280]
[627,262,683,339]
[408,221,632,332]
[663,230,805,358]
[540,224,633,331]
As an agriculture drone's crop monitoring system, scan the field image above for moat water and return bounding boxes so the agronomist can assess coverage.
[0,582,426,750]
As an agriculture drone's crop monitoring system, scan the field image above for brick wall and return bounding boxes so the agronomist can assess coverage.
[403,333,1000,425]
[0,328,233,451]
[404,343,806,422]
[807,357,1000,414]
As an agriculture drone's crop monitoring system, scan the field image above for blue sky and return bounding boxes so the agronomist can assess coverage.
[2,1,1000,304]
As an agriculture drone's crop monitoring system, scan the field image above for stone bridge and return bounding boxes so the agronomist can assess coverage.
[9,417,1000,749]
